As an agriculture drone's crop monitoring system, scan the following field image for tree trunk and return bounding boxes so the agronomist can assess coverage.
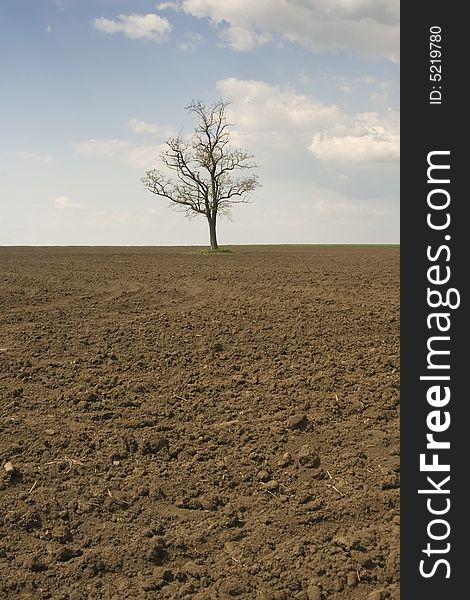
[208,215,218,251]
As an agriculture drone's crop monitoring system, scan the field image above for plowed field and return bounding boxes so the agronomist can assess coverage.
[0,246,400,600]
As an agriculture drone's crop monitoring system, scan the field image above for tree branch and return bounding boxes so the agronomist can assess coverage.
[142,98,261,238]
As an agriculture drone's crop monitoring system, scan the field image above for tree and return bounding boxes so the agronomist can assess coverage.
[142,99,260,251]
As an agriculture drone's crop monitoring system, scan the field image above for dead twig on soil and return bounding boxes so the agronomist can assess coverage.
[325,468,343,496]
[64,456,84,473]
[329,484,343,496]
[28,480,37,494]
[44,456,84,474]
[259,485,279,499]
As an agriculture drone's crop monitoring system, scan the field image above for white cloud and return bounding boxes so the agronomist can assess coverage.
[218,26,272,51]
[53,196,80,210]
[128,118,174,138]
[309,131,399,163]
[93,13,171,42]
[71,139,130,157]
[181,0,399,60]
[156,1,180,10]
[16,150,53,163]
[309,112,399,163]
[217,77,399,163]
[46,24,52,34]
[217,77,342,132]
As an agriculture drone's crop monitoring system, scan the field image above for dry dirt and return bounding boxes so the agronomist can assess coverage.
[0,246,400,600]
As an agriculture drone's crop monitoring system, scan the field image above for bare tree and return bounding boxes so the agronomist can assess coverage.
[142,99,260,251]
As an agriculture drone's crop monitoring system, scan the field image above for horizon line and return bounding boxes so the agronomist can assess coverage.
[0,242,400,248]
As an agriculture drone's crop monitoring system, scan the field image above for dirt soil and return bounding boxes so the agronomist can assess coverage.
[0,246,400,600]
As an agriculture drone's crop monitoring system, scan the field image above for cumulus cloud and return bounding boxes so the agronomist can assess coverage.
[93,13,171,42]
[16,150,53,163]
[217,77,342,132]
[128,118,175,138]
[217,77,399,163]
[71,139,130,157]
[180,0,399,60]
[218,26,272,51]
[53,196,80,210]
[309,112,399,163]
[309,132,399,163]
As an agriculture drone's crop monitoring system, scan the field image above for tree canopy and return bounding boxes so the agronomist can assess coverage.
[142,99,260,250]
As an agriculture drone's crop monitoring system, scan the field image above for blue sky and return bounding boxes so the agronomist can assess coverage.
[0,0,399,245]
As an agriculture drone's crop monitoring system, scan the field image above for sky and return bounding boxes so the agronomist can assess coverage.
[0,0,399,245]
